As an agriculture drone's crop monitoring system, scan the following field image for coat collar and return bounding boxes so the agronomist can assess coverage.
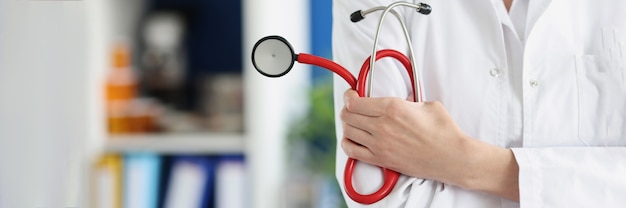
[489,0,553,41]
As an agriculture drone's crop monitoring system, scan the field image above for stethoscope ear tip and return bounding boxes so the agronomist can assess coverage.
[350,10,365,23]
[417,3,432,15]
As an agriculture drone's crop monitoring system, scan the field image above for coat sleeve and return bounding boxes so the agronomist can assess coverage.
[511,148,626,208]
[332,0,436,207]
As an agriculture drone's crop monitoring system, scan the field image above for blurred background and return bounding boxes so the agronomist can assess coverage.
[0,0,343,207]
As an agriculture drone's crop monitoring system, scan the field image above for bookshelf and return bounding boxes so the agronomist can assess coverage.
[0,0,313,207]
[85,0,310,207]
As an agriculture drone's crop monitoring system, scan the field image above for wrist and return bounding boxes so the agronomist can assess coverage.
[453,137,490,190]
[456,140,519,201]
[440,135,487,188]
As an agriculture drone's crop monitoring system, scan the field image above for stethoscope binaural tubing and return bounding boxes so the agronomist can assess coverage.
[251,35,418,204]
[298,48,418,205]
[251,1,431,204]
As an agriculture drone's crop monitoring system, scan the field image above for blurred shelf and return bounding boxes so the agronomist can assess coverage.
[105,133,245,154]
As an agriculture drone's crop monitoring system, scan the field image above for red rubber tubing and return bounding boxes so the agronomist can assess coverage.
[298,50,421,204]
[356,49,420,101]
[345,49,419,204]
[297,53,357,89]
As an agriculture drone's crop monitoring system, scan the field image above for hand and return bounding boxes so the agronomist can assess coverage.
[340,89,519,202]
[340,89,472,185]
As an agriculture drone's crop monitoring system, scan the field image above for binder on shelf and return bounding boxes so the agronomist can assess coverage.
[215,155,246,208]
[163,156,216,208]
[123,153,161,208]
[93,154,123,208]
[156,156,174,208]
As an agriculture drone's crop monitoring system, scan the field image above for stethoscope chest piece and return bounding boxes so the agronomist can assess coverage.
[251,36,296,78]
[251,1,432,205]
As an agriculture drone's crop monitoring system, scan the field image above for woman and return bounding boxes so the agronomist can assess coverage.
[333,0,626,207]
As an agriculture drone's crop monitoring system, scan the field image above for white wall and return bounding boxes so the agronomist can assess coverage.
[0,1,87,207]
[243,0,310,207]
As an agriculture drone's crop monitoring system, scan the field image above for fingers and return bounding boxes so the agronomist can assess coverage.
[343,89,388,116]
[341,137,375,163]
[341,120,379,166]
[342,122,374,147]
[340,107,376,133]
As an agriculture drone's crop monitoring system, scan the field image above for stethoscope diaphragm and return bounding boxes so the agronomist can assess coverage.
[251,36,296,78]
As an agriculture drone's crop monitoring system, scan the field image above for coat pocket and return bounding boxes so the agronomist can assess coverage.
[575,54,626,145]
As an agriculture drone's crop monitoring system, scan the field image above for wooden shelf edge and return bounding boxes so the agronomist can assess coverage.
[104,133,245,154]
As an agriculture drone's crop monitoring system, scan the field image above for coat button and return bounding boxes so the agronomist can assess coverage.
[530,80,539,88]
[489,68,500,77]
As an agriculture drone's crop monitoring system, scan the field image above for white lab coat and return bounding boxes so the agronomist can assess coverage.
[332,0,626,207]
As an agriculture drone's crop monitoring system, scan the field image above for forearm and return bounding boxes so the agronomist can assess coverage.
[456,139,520,202]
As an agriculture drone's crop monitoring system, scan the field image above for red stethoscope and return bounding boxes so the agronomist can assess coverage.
[251,2,431,204]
